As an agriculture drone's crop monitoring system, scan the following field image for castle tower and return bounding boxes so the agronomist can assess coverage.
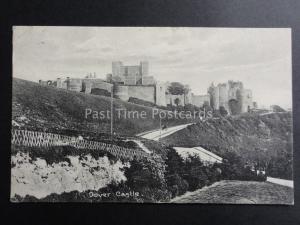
[112,61,123,76]
[241,89,253,113]
[155,82,167,106]
[218,83,229,112]
[140,61,149,76]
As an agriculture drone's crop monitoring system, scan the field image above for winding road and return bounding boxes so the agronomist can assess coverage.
[137,123,194,141]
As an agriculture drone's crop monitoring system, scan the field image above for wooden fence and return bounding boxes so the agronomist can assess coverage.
[11,129,149,160]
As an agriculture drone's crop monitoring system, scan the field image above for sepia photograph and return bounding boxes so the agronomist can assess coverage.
[11,26,293,204]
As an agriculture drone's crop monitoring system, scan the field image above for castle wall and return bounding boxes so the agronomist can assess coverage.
[166,94,185,106]
[140,61,149,76]
[218,84,229,111]
[192,94,210,107]
[83,81,92,94]
[208,81,253,115]
[142,76,155,85]
[56,78,67,89]
[82,79,113,94]
[114,85,129,101]
[124,76,136,85]
[185,91,192,105]
[112,61,123,76]
[114,85,155,103]
[213,86,220,110]
[241,89,253,113]
[125,66,140,76]
[112,61,151,85]
[67,78,82,92]
[155,82,166,106]
[127,86,155,103]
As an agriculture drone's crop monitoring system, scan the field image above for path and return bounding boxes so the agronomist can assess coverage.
[173,146,223,164]
[266,177,294,188]
[137,123,193,141]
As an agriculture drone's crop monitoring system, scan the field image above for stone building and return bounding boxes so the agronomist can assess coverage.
[208,80,253,114]
[109,61,166,106]
[110,61,155,85]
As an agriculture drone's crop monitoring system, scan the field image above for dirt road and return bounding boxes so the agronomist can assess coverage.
[137,123,193,141]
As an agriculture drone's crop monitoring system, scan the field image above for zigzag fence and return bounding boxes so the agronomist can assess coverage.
[11,129,149,161]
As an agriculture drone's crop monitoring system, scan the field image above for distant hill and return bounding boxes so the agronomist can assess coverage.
[12,78,191,136]
[161,112,293,179]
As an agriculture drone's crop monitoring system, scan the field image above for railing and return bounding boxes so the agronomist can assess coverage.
[11,129,149,160]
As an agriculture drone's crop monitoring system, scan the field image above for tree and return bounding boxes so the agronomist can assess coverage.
[219,106,228,117]
[202,101,212,112]
[168,82,185,95]
[174,98,180,107]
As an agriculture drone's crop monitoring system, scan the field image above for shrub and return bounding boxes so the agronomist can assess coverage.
[219,151,267,181]
[124,157,170,202]
[219,106,228,117]
[165,148,189,197]
[182,156,210,191]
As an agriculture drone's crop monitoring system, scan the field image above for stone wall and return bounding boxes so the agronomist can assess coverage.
[166,94,185,106]
[114,85,156,103]
[208,81,253,114]
[218,84,229,111]
[82,79,113,94]
[155,82,167,106]
[192,94,210,107]
[127,86,155,103]
[67,78,82,92]
[241,89,253,113]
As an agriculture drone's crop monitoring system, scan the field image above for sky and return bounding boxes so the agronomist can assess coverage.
[13,26,292,109]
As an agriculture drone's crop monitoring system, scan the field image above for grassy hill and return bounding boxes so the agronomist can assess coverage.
[12,78,191,136]
[161,112,293,179]
[171,180,293,204]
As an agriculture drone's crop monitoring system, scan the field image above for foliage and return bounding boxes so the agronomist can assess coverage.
[124,157,170,202]
[167,82,186,95]
[174,98,181,107]
[162,112,292,180]
[219,106,228,116]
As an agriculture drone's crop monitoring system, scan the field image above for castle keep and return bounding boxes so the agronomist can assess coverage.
[39,61,254,115]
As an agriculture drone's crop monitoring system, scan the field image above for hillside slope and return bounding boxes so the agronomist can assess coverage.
[12,78,191,136]
[171,180,293,204]
[162,113,293,179]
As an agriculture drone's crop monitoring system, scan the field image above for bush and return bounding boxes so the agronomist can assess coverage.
[219,151,267,181]
[124,157,170,202]
[183,156,210,190]
[219,106,228,117]
[165,148,189,197]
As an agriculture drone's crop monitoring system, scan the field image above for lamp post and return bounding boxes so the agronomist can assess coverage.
[159,116,162,140]
[110,85,113,143]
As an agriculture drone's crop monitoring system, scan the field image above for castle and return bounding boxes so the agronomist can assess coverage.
[208,81,253,114]
[39,61,254,115]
